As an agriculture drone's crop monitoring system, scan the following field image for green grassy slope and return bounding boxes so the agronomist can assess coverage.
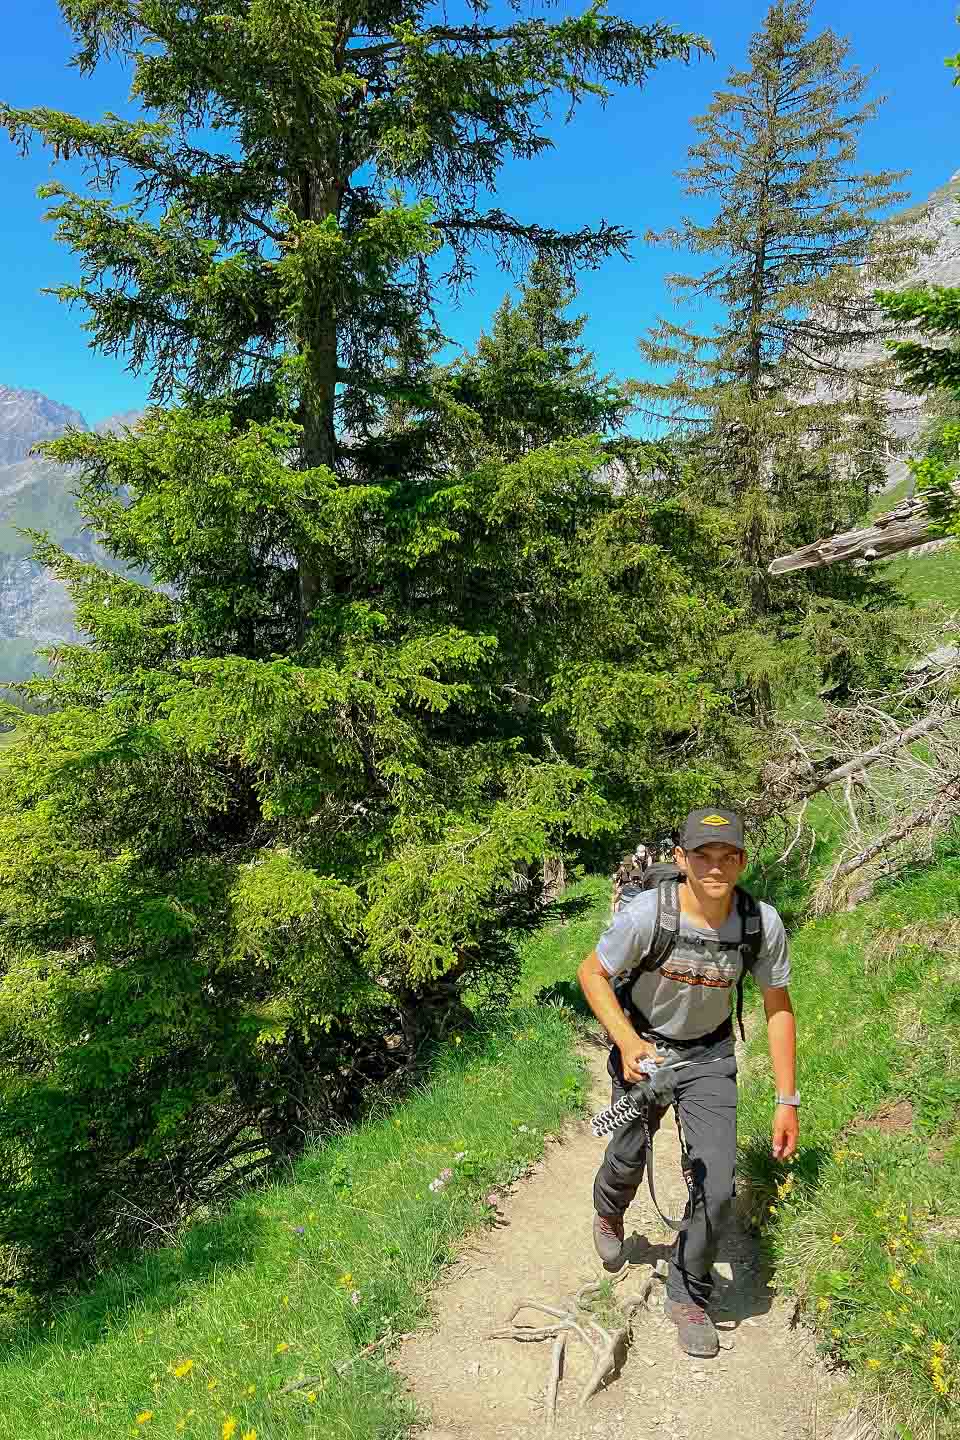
[0,886,610,1440]
[737,841,960,1437]
[869,475,960,608]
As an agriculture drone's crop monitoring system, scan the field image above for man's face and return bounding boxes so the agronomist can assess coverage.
[675,842,746,901]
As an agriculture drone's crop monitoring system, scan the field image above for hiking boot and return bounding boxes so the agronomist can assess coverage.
[592,1213,625,1269]
[663,1297,719,1358]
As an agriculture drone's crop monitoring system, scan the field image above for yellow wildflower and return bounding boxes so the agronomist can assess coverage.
[135,1415,154,1428]
[768,1205,778,1216]
[338,1272,354,1287]
[932,1341,948,1357]
[242,1431,258,1440]
[171,1360,194,1379]
[832,1232,843,1245]
[867,1358,880,1370]
[282,1296,289,1308]
[222,1420,238,1440]
[275,1341,290,1354]
[933,1375,950,1396]
[832,1329,842,1339]
[912,1325,925,1338]
[931,1355,945,1373]
[175,1425,186,1435]
[884,1310,896,1325]
[207,1378,219,1391]
[889,1273,903,1292]
[899,1212,909,1225]
[817,1298,830,1312]
[307,1392,318,1403]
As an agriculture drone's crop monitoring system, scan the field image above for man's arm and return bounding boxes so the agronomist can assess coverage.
[577,950,662,1083]
[763,986,799,1160]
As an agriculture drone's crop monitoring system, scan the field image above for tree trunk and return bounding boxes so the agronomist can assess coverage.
[292,166,342,629]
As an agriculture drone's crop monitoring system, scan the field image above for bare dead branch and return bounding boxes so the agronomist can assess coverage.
[837,785,960,879]
[545,1332,566,1435]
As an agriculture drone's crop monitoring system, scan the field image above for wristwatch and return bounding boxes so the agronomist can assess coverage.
[776,1092,800,1107]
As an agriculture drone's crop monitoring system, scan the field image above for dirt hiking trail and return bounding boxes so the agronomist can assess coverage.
[397,1036,857,1440]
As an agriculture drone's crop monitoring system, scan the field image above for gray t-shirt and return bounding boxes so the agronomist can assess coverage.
[596,890,790,1044]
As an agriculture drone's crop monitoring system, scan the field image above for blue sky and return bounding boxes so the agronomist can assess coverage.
[1,0,958,426]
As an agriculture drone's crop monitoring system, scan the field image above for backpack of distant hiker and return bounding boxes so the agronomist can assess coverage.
[611,873,764,1042]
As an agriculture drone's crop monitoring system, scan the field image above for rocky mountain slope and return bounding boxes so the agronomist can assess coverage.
[869,169,960,491]
[0,387,140,683]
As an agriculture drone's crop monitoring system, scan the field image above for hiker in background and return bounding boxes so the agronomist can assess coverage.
[611,843,651,914]
[577,808,798,1359]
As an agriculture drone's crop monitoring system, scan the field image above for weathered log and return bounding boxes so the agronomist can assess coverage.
[768,481,960,575]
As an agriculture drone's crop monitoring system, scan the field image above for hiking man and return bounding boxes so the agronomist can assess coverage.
[611,843,651,914]
[577,808,798,1358]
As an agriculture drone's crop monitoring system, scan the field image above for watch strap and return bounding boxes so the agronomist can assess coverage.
[776,1092,800,1107]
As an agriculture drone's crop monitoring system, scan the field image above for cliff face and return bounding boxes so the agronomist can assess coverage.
[874,171,960,489]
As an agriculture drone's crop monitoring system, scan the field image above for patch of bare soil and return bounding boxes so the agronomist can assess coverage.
[848,1100,915,1136]
[395,1043,847,1440]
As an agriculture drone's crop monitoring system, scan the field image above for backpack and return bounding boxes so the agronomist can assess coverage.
[612,873,764,1042]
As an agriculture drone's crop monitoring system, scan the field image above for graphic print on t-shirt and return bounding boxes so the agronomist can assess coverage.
[660,955,738,990]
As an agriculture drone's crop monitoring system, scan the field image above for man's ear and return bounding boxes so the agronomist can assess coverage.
[673,846,687,874]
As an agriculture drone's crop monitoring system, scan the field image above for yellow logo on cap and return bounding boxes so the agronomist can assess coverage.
[702,814,730,825]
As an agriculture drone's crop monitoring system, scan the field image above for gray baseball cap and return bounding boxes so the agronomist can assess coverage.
[680,808,745,852]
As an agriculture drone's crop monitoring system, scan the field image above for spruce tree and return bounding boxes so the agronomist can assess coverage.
[2,0,700,629]
[442,256,631,459]
[633,0,922,620]
[0,6,747,1279]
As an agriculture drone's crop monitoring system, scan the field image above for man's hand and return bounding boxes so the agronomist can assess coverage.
[772,1104,799,1160]
[619,1037,664,1084]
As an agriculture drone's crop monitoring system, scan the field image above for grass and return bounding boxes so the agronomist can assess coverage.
[0,888,611,1440]
[867,469,960,608]
[737,835,960,1438]
[887,543,960,607]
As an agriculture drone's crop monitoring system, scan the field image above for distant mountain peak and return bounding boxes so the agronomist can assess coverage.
[0,385,88,467]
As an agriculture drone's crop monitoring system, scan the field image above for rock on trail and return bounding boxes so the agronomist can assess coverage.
[395,1036,848,1440]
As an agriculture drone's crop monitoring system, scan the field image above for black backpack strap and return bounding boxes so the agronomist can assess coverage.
[734,888,764,1042]
[611,878,681,1011]
[648,878,681,970]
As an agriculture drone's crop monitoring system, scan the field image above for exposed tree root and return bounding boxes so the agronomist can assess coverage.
[486,1271,659,1434]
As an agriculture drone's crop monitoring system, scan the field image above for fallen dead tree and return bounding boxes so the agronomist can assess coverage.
[756,659,960,909]
[767,480,960,574]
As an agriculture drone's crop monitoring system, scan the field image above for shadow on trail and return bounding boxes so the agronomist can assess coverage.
[620,1220,776,1329]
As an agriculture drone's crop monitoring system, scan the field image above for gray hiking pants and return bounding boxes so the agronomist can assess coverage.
[593,1046,738,1307]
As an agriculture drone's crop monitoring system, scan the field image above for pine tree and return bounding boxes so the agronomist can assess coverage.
[633,0,922,619]
[2,0,700,630]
